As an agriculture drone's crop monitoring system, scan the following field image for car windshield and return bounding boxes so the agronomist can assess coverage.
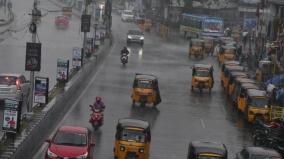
[0,76,17,85]
[53,132,87,146]
[251,155,280,159]
[128,30,142,35]
[194,70,210,77]
[137,80,153,88]
[121,129,146,143]
[249,98,268,107]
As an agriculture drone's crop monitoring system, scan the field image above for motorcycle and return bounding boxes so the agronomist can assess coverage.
[89,105,104,130]
[121,54,128,66]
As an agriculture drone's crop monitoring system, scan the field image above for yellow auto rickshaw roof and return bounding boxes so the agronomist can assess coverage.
[226,65,244,71]
[202,36,215,40]
[118,118,150,130]
[191,141,227,156]
[230,71,248,78]
[193,64,213,70]
[241,83,259,90]
[192,39,205,43]
[259,60,272,64]
[135,73,157,81]
[236,77,256,84]
[247,89,267,97]
[224,61,240,65]
[223,45,236,50]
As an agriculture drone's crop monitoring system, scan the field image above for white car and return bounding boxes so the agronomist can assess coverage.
[0,74,30,102]
[127,30,144,45]
[121,10,134,22]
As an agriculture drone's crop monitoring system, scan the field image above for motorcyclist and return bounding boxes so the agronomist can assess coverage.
[121,46,129,57]
[92,96,105,112]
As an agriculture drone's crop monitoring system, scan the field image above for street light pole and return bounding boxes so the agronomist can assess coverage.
[83,0,88,60]
[27,0,39,113]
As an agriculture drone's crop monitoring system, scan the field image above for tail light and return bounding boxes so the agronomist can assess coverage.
[16,79,21,90]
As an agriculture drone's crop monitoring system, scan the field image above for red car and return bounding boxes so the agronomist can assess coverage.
[55,15,69,29]
[45,126,95,159]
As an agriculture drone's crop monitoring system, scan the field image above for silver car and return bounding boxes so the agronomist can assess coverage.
[0,74,30,102]
[127,30,144,45]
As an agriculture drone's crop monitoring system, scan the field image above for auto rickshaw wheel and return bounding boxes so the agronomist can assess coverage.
[191,85,194,91]
[114,156,118,159]
[132,100,135,107]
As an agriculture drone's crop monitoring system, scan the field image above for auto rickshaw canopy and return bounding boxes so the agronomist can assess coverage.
[117,118,150,130]
[189,141,228,158]
[229,71,248,78]
[193,64,214,71]
[133,73,158,88]
[258,60,272,69]
[223,45,236,52]
[235,77,256,85]
[241,83,259,90]
[247,89,267,97]
[191,39,205,46]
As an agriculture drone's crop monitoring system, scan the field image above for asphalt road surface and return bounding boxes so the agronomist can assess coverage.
[33,14,253,159]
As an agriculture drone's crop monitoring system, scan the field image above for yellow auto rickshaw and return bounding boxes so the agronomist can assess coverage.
[256,60,273,82]
[189,39,205,58]
[231,78,257,105]
[242,89,270,122]
[218,45,236,65]
[191,64,214,93]
[237,83,260,112]
[187,141,228,159]
[226,71,249,96]
[202,36,215,55]
[222,65,244,90]
[138,19,152,32]
[220,60,240,81]
[132,73,161,106]
[114,118,151,159]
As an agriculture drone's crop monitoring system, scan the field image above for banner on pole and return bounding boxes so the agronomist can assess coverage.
[34,77,49,104]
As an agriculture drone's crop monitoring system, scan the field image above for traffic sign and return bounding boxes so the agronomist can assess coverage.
[25,42,41,71]
[81,14,91,32]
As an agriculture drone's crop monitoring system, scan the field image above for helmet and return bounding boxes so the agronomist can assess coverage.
[96,96,102,102]
[123,46,127,50]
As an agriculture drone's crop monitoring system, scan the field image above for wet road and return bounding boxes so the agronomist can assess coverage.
[33,14,253,159]
[0,0,83,89]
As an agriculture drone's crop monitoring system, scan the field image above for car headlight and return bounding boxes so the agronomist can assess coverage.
[76,152,88,159]
[120,145,125,151]
[127,35,132,39]
[139,148,144,153]
[140,36,144,40]
[47,149,58,158]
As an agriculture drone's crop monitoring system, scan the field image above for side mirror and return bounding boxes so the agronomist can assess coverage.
[45,139,51,144]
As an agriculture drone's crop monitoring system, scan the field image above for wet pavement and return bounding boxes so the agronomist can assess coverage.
[33,14,254,159]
